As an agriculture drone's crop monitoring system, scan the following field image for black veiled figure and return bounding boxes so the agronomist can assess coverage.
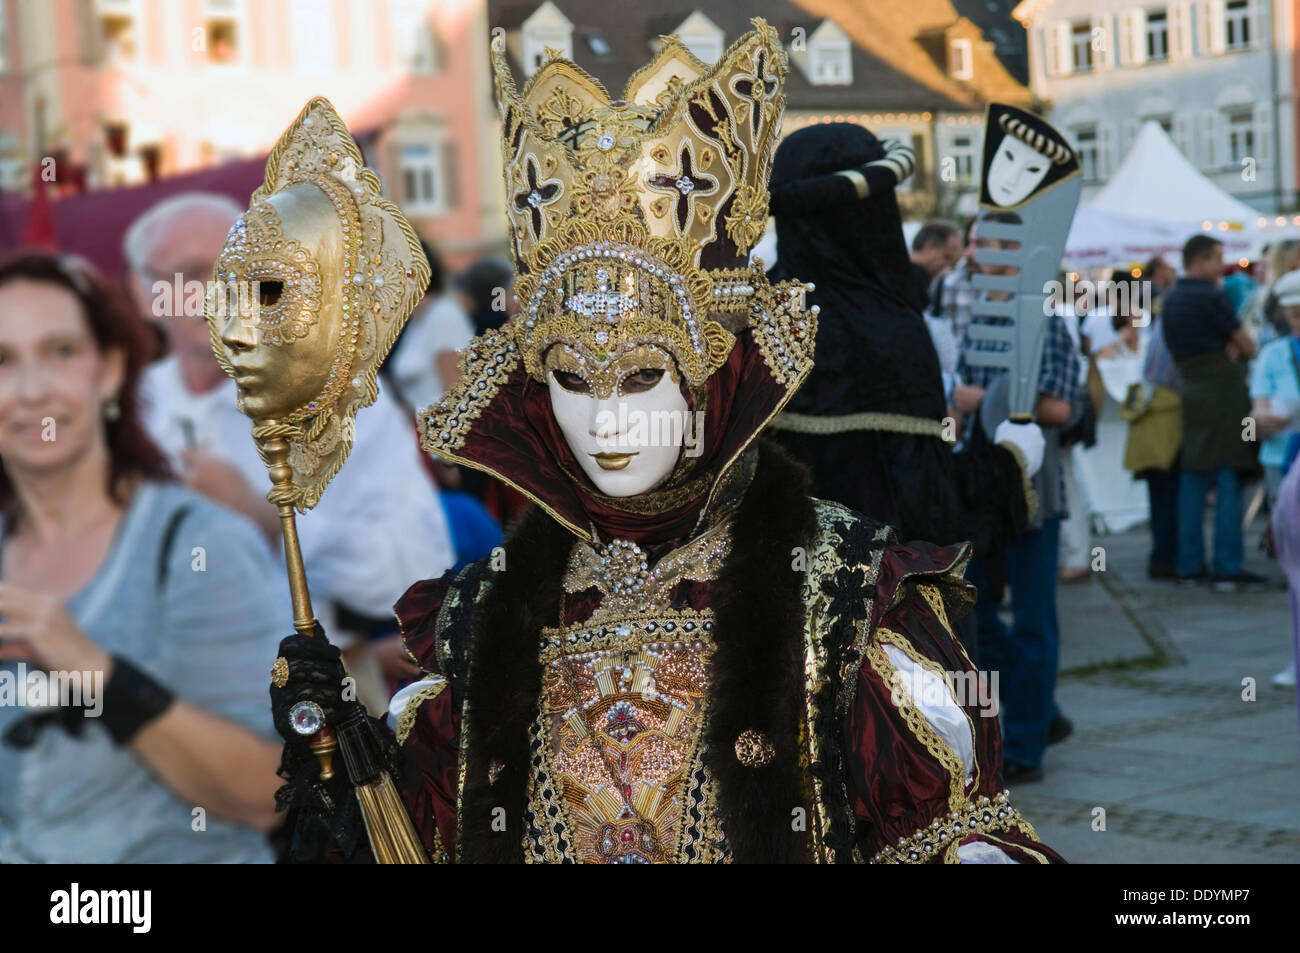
[767,123,1027,558]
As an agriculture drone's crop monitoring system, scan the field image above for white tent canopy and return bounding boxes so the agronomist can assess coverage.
[1063,121,1261,268]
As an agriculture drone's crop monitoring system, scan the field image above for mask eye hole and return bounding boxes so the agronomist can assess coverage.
[552,370,591,394]
[258,280,284,308]
[619,368,664,395]
[1004,149,1015,160]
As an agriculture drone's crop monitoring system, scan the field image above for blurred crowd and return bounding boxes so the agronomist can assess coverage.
[0,191,510,862]
[1,185,1298,861]
[914,219,1300,715]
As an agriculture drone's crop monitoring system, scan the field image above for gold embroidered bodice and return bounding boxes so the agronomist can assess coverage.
[525,519,733,863]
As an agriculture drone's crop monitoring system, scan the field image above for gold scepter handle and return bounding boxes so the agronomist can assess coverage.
[260,427,338,782]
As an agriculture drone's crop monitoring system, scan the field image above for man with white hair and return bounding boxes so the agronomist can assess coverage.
[126,192,455,710]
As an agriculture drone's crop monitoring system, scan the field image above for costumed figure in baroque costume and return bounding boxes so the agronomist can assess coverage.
[258,21,1064,864]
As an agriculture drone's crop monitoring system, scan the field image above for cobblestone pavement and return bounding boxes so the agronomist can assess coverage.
[1004,519,1300,863]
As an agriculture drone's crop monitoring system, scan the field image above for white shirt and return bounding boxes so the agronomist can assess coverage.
[140,356,456,642]
[389,294,476,413]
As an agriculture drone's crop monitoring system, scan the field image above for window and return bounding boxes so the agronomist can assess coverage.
[806,20,852,86]
[292,0,333,72]
[95,0,139,66]
[951,134,976,184]
[204,0,241,64]
[0,5,8,73]
[949,38,973,80]
[1226,108,1254,163]
[1147,113,1173,135]
[389,0,436,73]
[810,42,851,84]
[401,143,443,214]
[1145,8,1168,60]
[521,2,574,72]
[1071,21,1093,72]
[1225,0,1251,50]
[1074,125,1100,181]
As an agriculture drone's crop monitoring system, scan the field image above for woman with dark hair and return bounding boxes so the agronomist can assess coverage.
[0,251,286,862]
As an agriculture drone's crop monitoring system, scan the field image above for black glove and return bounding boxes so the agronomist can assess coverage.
[268,626,374,863]
[269,629,365,750]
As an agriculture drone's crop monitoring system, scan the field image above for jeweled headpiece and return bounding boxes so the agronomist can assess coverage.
[208,97,429,509]
[419,20,814,542]
[494,17,806,390]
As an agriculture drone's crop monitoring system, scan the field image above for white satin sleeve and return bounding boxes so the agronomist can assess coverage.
[881,644,1019,864]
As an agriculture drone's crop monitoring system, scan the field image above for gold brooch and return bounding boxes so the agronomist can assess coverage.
[270,656,290,688]
[734,729,775,768]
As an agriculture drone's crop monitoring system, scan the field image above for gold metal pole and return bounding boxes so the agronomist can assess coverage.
[259,427,337,781]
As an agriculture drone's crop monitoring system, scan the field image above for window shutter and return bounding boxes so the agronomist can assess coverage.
[1254,103,1272,162]
[1200,112,1219,168]
[1169,2,1192,57]
[1098,122,1117,178]
[1173,112,1191,155]
[441,139,459,211]
[383,136,403,204]
[1092,15,1113,69]
[1206,0,1226,53]
[1126,8,1147,65]
[75,0,101,65]
[1044,24,1060,76]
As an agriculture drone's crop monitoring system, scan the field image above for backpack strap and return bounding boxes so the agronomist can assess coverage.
[156,503,193,595]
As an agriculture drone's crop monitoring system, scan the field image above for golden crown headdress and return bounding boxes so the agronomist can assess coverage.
[494,17,804,390]
[208,97,429,510]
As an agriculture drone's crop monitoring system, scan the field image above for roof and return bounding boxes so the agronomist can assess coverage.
[489,0,1030,112]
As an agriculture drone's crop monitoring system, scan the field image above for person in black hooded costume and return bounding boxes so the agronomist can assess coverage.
[766,122,1041,566]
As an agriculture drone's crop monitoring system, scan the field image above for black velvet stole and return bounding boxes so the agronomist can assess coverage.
[456,440,824,863]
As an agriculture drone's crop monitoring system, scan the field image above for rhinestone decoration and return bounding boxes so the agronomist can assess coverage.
[871,792,1025,863]
[597,134,615,151]
[598,538,650,605]
[289,701,324,736]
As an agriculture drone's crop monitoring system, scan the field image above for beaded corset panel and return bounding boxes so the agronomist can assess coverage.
[525,520,733,863]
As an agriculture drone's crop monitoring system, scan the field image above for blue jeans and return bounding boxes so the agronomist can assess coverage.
[967,517,1062,769]
[1177,468,1243,576]
[1146,466,1180,569]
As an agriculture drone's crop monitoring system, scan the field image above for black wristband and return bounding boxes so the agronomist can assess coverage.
[101,655,176,745]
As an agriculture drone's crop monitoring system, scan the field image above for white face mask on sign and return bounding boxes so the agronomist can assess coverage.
[985,133,1051,207]
[547,364,693,497]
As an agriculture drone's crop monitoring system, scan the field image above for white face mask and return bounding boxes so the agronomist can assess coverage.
[986,134,1051,207]
[547,363,692,497]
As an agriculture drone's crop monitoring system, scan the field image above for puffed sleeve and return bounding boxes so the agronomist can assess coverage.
[388,573,463,863]
[847,541,1064,864]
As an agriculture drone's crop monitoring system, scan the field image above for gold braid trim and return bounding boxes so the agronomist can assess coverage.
[875,627,981,800]
[395,677,448,746]
[865,639,967,811]
[871,791,1030,864]
[997,439,1040,524]
[769,410,954,442]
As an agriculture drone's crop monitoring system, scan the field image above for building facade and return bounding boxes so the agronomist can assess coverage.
[1013,0,1298,211]
[0,0,501,265]
[489,0,1036,221]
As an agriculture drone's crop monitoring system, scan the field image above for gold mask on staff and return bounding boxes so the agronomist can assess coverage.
[206,97,429,510]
